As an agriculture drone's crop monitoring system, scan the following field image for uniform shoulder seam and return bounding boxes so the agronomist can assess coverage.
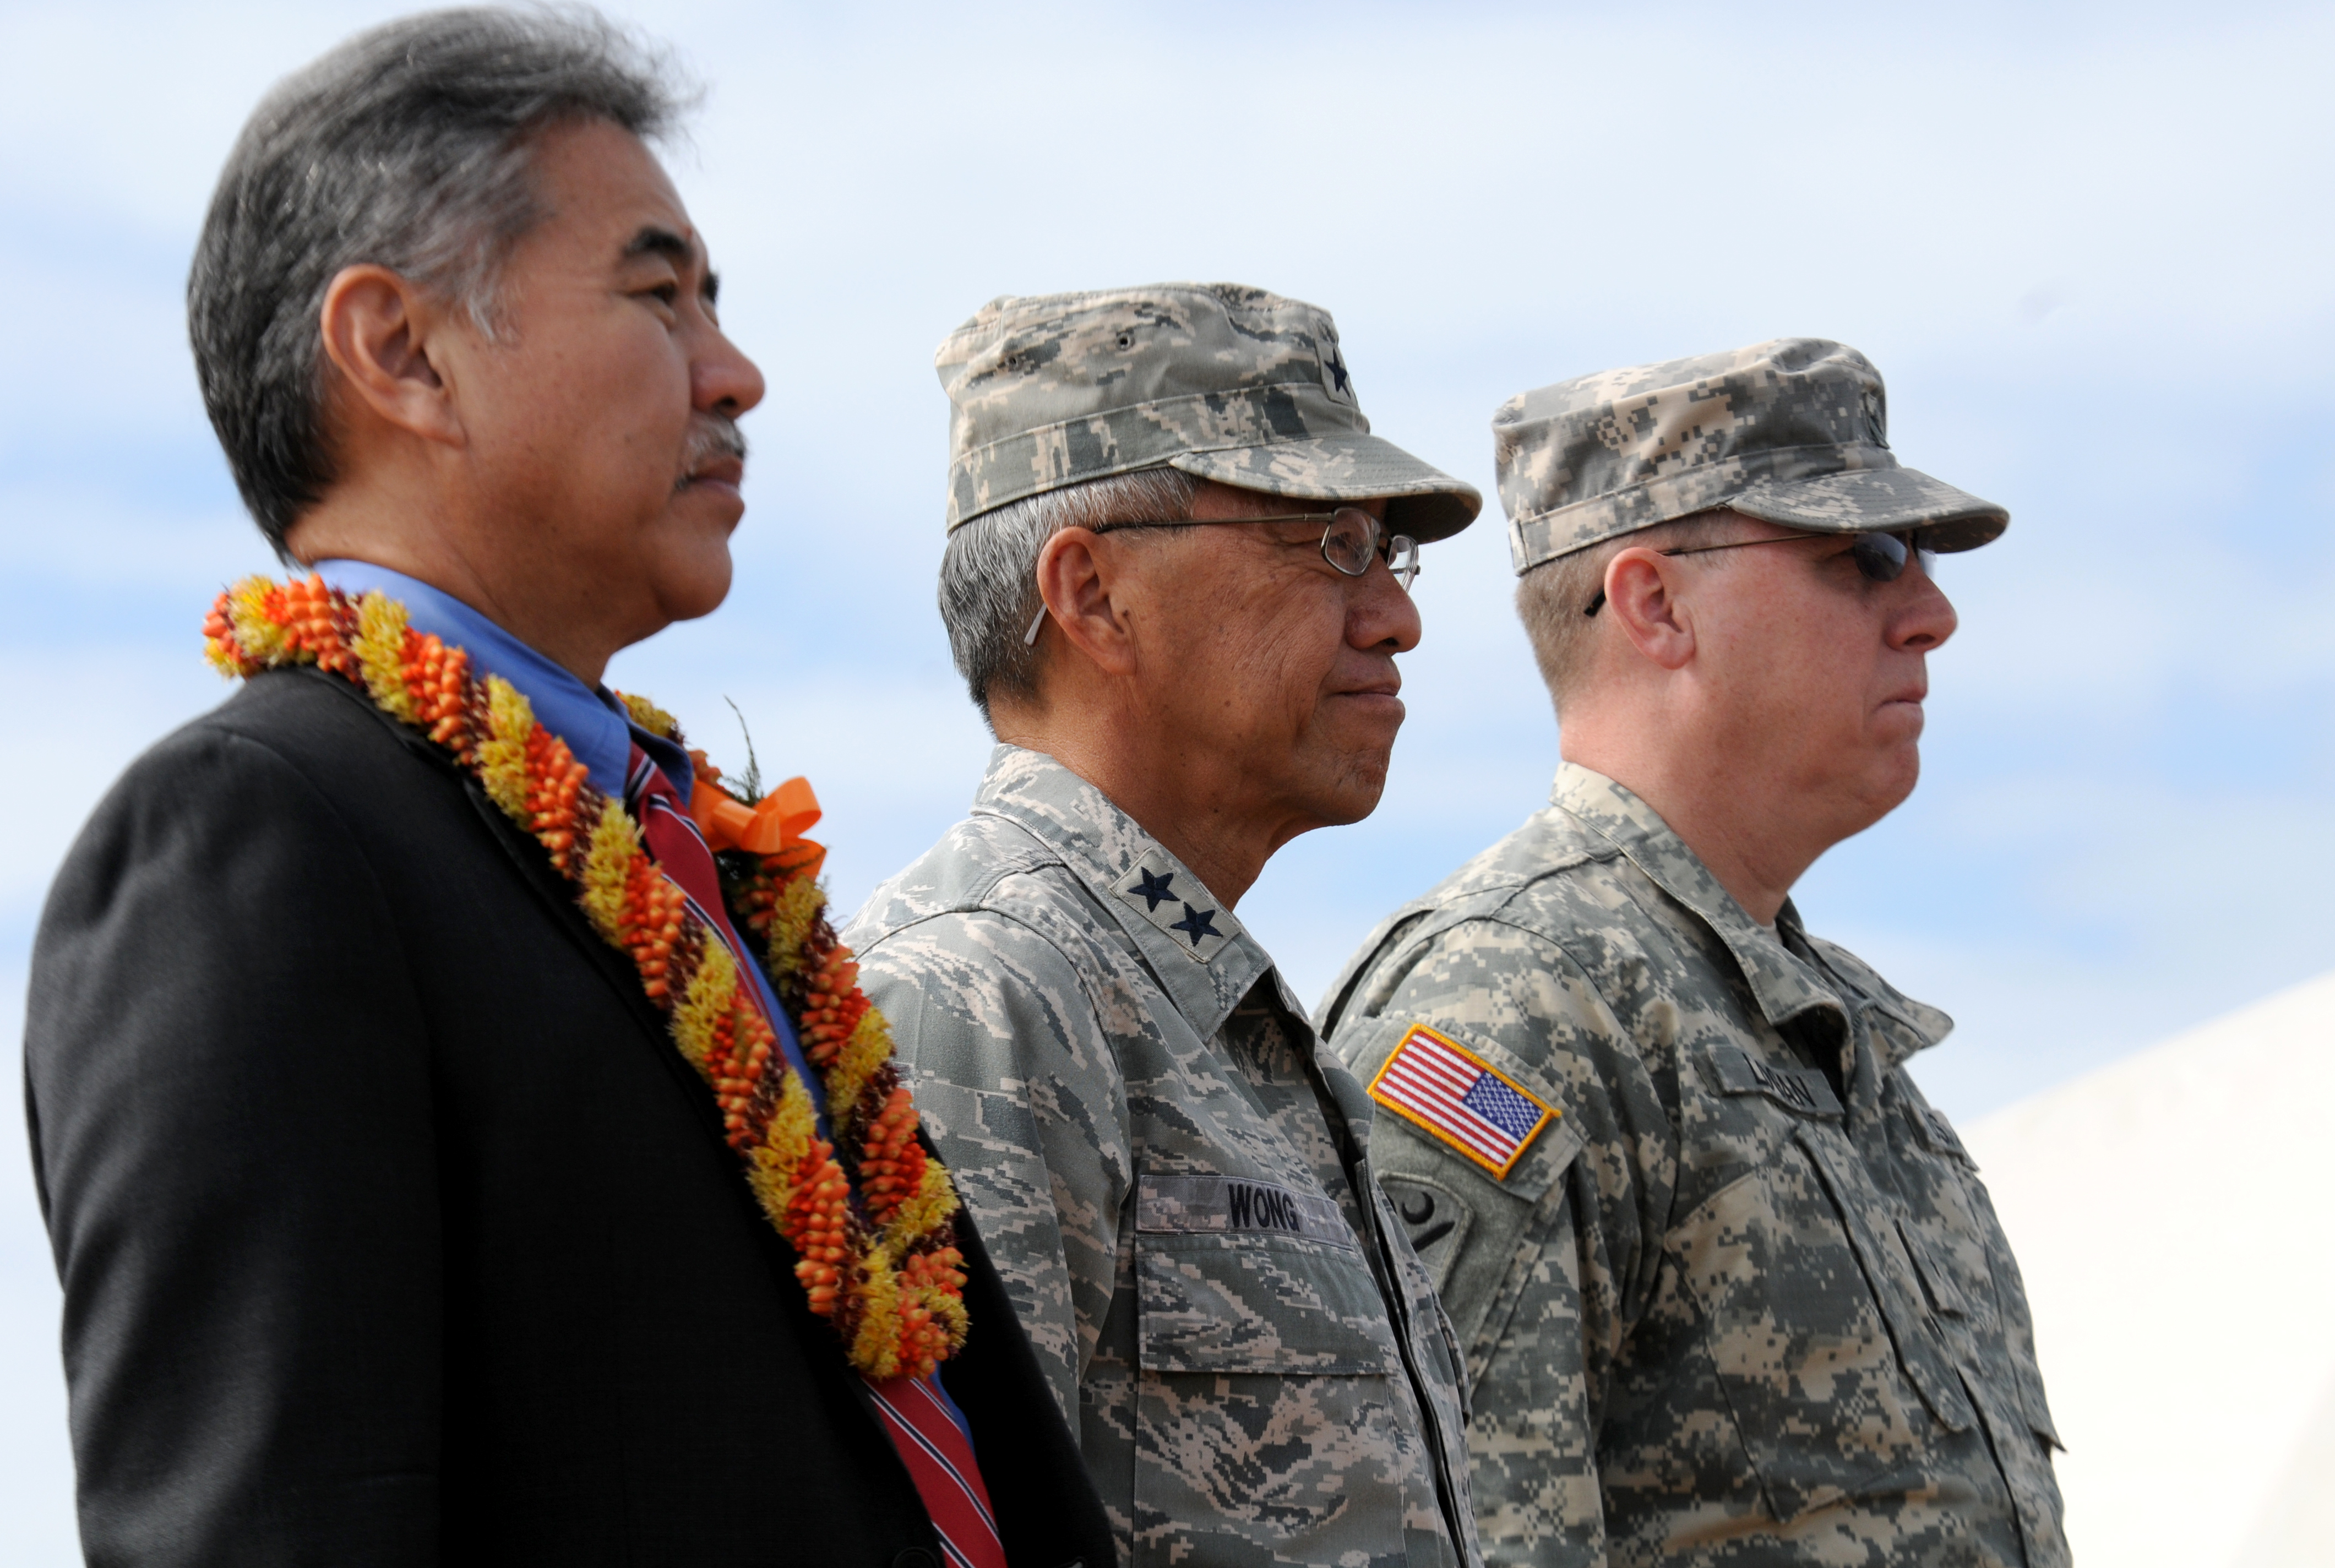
[1389,902,1640,1053]
[865,900,1117,1050]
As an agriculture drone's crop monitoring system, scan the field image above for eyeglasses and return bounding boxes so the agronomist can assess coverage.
[1096,507,1420,589]
[1582,528,1939,617]
[1022,508,1421,646]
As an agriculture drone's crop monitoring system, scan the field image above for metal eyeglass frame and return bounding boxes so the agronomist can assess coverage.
[1582,527,1939,617]
[1024,507,1420,645]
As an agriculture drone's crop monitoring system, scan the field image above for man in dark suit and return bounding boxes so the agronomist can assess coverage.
[22,11,1107,1566]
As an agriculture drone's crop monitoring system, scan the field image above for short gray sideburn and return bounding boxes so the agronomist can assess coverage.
[939,468,1203,725]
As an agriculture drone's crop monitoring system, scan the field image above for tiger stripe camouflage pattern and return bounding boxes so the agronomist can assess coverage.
[847,745,1480,1568]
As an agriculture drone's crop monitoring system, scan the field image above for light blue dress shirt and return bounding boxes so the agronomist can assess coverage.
[313,559,812,1098]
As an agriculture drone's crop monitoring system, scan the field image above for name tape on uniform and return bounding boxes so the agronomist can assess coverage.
[1711,1046,1843,1117]
[1367,1023,1557,1180]
[1136,1173,1356,1248]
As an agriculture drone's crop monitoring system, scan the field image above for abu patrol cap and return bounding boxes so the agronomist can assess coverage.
[1494,337,2008,574]
[936,282,1481,541]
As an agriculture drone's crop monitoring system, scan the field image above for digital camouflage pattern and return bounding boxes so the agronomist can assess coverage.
[1320,764,2069,1568]
[1493,339,2009,574]
[845,746,1479,1568]
[935,282,1480,541]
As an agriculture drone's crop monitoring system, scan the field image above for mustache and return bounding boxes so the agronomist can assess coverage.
[677,415,748,488]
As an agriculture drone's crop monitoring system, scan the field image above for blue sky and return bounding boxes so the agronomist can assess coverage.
[2,1,2328,1556]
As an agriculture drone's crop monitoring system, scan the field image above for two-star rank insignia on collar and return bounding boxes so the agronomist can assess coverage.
[1130,867,1177,911]
[1111,853,1242,965]
[1168,905,1220,945]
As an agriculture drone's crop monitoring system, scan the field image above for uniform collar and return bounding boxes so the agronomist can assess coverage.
[971,745,1276,1040]
[1550,762,1848,1037]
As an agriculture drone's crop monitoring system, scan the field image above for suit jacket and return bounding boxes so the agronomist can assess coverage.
[24,666,1111,1568]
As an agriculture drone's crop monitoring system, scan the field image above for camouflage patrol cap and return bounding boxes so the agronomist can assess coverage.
[936,282,1481,541]
[1494,337,2008,574]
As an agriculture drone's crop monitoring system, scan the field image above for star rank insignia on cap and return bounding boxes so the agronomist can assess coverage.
[1316,322,1356,405]
[1111,853,1242,965]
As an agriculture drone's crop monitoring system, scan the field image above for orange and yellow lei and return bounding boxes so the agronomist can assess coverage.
[203,575,967,1381]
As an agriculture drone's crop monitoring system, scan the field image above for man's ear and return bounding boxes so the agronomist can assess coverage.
[1032,527,1141,679]
[1603,546,1697,672]
[317,264,466,447]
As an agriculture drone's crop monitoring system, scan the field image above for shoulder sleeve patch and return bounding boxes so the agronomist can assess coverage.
[1378,1175,1473,1289]
[1367,1022,1558,1180]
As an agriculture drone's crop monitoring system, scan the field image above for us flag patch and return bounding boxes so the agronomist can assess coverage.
[1367,1023,1556,1179]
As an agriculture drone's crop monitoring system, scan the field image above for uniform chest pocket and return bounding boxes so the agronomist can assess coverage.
[1894,1102,2065,1454]
[1134,1175,1400,1375]
[1675,1109,1976,1524]
[1129,1227,1416,1564]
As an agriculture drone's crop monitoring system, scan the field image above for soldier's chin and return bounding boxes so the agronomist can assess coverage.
[1857,746,1923,825]
[1311,749,1394,828]
[1322,693,1406,765]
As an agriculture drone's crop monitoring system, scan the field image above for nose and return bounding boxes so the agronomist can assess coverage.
[1352,549,1423,655]
[693,321,766,419]
[1888,556,1958,653]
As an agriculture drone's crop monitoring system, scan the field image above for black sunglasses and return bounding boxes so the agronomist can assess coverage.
[1583,529,1939,617]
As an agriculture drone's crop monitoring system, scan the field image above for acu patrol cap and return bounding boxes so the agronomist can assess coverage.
[1494,337,2009,574]
[936,282,1482,542]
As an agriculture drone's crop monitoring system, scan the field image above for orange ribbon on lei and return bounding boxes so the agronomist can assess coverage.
[690,773,827,880]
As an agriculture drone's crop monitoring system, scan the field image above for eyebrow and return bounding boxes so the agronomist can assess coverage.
[623,224,719,303]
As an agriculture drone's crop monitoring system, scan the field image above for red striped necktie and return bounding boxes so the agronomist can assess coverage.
[627,747,1006,1568]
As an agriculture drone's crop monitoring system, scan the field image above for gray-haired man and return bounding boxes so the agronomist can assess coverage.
[1321,341,2069,1566]
[25,12,1104,1564]
[845,284,1484,1567]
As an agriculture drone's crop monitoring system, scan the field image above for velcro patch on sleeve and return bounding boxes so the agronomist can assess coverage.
[1367,1022,1557,1180]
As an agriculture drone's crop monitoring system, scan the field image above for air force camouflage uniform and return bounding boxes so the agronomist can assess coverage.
[1320,343,2068,1566]
[849,284,1487,1567]
[851,749,1476,1567]
[933,282,1481,544]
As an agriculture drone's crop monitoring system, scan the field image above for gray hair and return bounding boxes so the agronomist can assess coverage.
[1515,510,1738,717]
[940,467,1203,725]
[188,6,692,553]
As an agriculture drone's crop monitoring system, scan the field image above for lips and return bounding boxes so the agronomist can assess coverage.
[1337,661,1404,702]
[676,415,749,492]
[683,454,744,488]
[1333,682,1405,722]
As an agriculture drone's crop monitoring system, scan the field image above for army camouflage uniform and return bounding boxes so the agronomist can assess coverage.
[1319,765,2069,1567]
[847,747,1479,1568]
[1489,339,2007,571]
